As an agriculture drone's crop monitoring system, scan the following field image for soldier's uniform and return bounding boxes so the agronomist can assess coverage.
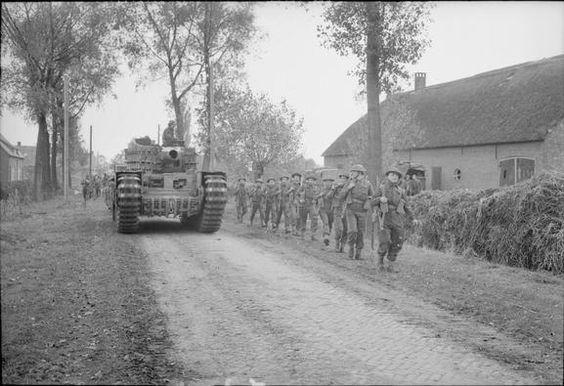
[288,172,302,235]
[373,167,414,271]
[275,176,292,233]
[331,172,349,253]
[340,164,374,259]
[298,174,320,240]
[234,177,249,223]
[82,177,91,201]
[249,179,266,227]
[264,178,280,229]
[318,177,335,246]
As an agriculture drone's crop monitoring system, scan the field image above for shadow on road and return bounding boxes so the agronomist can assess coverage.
[134,218,224,236]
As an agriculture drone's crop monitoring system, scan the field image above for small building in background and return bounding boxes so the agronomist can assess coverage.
[323,55,564,190]
[0,133,25,191]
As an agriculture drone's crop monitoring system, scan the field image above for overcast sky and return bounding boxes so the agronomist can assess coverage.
[1,1,563,165]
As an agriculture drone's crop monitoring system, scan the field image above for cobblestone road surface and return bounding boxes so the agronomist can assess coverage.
[139,226,539,385]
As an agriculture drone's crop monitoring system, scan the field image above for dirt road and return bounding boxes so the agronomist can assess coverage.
[137,221,540,385]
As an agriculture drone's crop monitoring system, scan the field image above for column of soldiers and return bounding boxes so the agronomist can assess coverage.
[233,164,417,272]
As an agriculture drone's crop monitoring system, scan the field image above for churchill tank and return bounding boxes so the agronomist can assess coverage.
[110,137,227,234]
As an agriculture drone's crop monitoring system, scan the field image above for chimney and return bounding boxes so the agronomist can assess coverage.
[414,72,426,90]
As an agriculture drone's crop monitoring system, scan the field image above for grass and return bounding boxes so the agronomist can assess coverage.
[1,196,186,385]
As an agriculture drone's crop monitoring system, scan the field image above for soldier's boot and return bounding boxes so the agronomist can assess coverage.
[377,254,385,270]
[386,252,398,272]
[355,248,363,260]
[348,246,355,259]
[334,240,341,253]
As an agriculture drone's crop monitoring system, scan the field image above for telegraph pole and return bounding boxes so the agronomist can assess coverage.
[157,124,160,146]
[89,125,92,177]
[209,60,214,171]
[63,75,69,200]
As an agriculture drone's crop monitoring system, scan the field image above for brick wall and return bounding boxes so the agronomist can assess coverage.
[396,141,545,191]
[324,155,354,170]
[540,119,564,172]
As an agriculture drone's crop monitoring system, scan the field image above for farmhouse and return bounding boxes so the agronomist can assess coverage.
[0,133,25,191]
[322,55,564,190]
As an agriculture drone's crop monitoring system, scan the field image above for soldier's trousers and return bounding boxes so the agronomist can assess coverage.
[377,223,405,261]
[345,209,367,250]
[236,202,248,222]
[250,202,264,226]
[275,201,291,231]
[290,203,300,233]
[333,209,347,246]
[319,209,334,238]
[300,203,318,235]
[264,199,279,226]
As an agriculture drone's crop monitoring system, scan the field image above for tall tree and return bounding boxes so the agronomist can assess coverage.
[318,1,433,184]
[190,2,257,171]
[1,2,120,199]
[119,2,204,143]
[197,85,304,179]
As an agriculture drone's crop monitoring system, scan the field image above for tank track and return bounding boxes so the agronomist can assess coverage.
[196,174,228,233]
[116,174,141,234]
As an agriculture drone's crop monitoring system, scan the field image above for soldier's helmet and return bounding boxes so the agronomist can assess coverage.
[291,172,302,178]
[350,164,367,174]
[267,177,275,183]
[255,178,263,183]
[385,167,403,179]
[238,177,246,182]
[322,175,334,181]
[280,175,289,181]
[305,173,317,181]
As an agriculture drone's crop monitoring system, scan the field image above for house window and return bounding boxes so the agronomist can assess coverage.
[499,157,535,186]
[453,168,462,181]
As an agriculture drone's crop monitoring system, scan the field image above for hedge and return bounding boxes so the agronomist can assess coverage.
[406,172,564,274]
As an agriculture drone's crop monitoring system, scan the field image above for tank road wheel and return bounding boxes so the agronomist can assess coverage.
[116,174,141,234]
[196,175,228,233]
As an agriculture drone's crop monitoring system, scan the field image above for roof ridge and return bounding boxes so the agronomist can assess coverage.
[401,54,564,95]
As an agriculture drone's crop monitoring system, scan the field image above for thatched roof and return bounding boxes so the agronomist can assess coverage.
[0,133,24,159]
[323,54,564,156]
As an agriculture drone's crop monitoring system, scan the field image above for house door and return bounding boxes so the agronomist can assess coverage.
[499,159,515,186]
[431,167,441,190]
[516,158,535,183]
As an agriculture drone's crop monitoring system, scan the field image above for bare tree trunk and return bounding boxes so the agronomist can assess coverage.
[34,111,52,201]
[366,2,382,186]
[201,7,212,171]
[50,111,59,192]
[252,161,264,181]
[168,67,185,141]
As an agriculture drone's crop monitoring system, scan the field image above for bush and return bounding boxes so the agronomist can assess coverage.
[407,172,564,274]
[0,180,33,220]
[0,180,33,201]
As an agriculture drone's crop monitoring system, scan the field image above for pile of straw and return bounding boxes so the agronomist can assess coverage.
[407,172,564,274]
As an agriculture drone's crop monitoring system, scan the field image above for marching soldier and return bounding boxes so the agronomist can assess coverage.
[275,175,292,233]
[288,172,302,236]
[318,176,335,246]
[234,177,249,223]
[299,173,320,240]
[249,178,266,227]
[373,167,417,271]
[331,171,349,253]
[340,164,374,260]
[264,177,280,230]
